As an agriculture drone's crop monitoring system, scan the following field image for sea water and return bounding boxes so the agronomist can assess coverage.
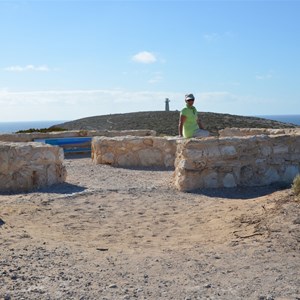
[258,115,300,126]
[0,120,67,134]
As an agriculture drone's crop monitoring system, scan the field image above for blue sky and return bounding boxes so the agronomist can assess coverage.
[0,0,299,122]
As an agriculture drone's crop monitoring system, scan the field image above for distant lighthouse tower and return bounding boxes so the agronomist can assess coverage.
[165,98,170,111]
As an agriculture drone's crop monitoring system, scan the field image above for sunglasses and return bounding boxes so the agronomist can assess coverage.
[186,99,194,102]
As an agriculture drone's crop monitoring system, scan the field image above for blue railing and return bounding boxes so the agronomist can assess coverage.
[34,137,92,154]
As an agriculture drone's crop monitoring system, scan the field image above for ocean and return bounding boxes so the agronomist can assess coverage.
[0,115,299,134]
[0,120,67,134]
[257,115,300,126]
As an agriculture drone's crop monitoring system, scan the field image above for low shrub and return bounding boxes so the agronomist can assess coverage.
[292,174,300,196]
[16,127,66,133]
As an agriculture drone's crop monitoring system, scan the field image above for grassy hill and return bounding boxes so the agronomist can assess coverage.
[53,111,298,136]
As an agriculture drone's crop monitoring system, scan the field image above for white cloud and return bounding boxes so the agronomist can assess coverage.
[148,72,163,84]
[132,51,157,64]
[255,71,274,80]
[203,33,220,43]
[4,65,50,72]
[0,88,278,121]
[199,91,239,103]
[0,89,182,121]
[203,31,235,43]
[196,91,282,116]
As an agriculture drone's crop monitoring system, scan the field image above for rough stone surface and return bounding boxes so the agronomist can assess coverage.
[219,127,300,137]
[92,136,178,168]
[91,130,300,191]
[0,129,156,143]
[174,134,300,191]
[0,142,66,193]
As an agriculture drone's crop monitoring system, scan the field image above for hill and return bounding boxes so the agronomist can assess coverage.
[53,111,299,136]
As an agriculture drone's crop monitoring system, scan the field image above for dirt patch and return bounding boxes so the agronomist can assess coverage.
[0,157,299,299]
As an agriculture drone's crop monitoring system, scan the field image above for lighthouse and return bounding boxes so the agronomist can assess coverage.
[165,98,170,111]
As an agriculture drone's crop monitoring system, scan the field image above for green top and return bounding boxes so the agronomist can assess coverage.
[181,105,199,138]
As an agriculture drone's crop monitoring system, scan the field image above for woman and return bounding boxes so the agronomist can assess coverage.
[178,93,209,138]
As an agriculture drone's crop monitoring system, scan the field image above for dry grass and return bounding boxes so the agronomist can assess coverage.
[53,111,298,136]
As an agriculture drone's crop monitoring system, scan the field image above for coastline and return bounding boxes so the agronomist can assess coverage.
[257,114,300,126]
[1,113,299,135]
[0,120,67,134]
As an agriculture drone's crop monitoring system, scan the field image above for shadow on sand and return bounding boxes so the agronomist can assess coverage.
[37,182,87,195]
[188,183,290,200]
[0,183,87,196]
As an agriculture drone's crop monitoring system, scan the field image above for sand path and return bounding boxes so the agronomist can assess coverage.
[1,157,299,299]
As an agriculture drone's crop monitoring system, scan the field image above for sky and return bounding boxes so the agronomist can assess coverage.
[0,0,299,122]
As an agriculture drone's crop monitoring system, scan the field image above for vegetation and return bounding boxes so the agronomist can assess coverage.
[16,111,298,136]
[292,175,300,197]
[53,111,299,136]
[16,127,66,134]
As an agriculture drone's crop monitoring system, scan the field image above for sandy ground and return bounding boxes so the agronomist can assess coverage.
[0,156,300,300]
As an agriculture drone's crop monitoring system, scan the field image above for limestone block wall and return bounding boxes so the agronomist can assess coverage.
[92,136,178,168]
[219,127,300,137]
[0,142,67,193]
[0,129,156,143]
[174,134,300,191]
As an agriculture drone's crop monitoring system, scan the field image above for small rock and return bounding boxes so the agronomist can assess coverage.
[108,284,117,288]
[293,217,300,224]
[258,296,274,300]
[10,274,18,280]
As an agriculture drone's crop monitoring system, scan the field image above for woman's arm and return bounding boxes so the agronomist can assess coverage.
[178,114,186,136]
[197,117,205,130]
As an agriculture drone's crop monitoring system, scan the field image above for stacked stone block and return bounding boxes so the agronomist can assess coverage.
[174,134,300,191]
[0,129,156,143]
[92,136,177,168]
[219,127,300,137]
[0,142,66,193]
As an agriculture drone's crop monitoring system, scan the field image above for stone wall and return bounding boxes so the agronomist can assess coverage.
[219,127,300,137]
[4,127,296,193]
[92,136,177,168]
[0,129,156,143]
[174,134,300,191]
[0,142,66,193]
[92,131,300,191]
